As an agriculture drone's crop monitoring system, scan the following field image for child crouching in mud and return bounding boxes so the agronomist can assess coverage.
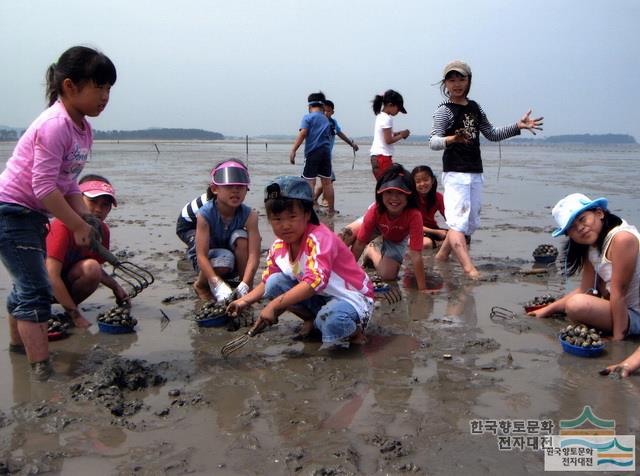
[226,176,374,349]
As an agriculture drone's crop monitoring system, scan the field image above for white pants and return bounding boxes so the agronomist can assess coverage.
[442,172,484,235]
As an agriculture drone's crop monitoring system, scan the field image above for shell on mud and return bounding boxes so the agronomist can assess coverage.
[195,301,228,321]
[369,273,388,291]
[47,313,72,334]
[533,244,559,258]
[97,306,135,327]
[525,294,557,307]
[560,323,602,347]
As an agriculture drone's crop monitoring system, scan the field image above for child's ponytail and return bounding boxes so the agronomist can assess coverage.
[372,94,384,114]
[44,46,117,107]
[45,63,59,107]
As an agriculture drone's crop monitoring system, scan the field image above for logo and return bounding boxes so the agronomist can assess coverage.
[545,406,635,471]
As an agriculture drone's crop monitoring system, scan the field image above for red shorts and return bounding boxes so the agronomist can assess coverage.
[371,155,393,180]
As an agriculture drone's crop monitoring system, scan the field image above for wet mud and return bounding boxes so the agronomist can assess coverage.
[1,142,640,474]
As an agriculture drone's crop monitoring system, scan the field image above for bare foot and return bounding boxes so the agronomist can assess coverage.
[466,268,481,280]
[192,281,213,300]
[73,315,92,328]
[349,327,367,345]
[299,320,314,336]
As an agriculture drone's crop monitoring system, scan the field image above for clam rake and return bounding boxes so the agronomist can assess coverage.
[221,320,266,358]
[92,241,155,298]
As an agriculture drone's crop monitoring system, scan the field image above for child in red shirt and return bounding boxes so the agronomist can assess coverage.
[411,165,447,249]
[351,164,427,290]
[46,174,128,327]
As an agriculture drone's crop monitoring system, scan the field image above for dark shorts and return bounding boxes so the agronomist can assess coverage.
[303,147,332,179]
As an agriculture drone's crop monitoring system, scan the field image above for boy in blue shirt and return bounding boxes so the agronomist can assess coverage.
[289,92,335,214]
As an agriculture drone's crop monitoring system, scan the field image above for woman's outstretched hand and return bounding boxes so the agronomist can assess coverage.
[517,109,544,135]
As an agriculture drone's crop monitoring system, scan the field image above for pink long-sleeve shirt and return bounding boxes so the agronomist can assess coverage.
[0,101,92,215]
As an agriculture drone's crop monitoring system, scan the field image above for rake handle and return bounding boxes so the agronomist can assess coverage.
[91,238,121,266]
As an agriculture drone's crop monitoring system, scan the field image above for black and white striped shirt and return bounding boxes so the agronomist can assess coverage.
[429,100,519,150]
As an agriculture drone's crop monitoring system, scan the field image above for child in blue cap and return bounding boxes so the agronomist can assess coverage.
[227,176,374,348]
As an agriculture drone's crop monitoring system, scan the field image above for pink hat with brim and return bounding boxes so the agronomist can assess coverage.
[80,181,117,207]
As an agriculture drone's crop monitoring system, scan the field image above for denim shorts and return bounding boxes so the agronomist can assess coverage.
[0,202,52,323]
[381,238,408,264]
[626,308,640,337]
[188,229,248,270]
[264,273,361,344]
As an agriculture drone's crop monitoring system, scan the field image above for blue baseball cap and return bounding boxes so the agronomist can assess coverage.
[264,176,320,225]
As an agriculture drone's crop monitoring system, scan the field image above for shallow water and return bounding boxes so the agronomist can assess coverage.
[1,141,639,474]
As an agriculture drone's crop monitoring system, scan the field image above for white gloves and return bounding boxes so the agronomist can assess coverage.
[236,281,250,297]
[209,278,233,303]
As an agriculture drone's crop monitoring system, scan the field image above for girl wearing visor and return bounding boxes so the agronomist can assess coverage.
[193,159,260,302]
[528,193,640,342]
[351,164,427,291]
[46,174,128,327]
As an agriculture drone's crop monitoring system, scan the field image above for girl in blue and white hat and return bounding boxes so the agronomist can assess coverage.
[528,193,640,342]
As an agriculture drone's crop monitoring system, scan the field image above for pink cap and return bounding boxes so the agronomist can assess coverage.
[79,181,117,206]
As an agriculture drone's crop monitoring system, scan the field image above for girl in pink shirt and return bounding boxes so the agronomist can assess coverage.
[227,176,374,348]
[351,164,428,290]
[0,46,116,381]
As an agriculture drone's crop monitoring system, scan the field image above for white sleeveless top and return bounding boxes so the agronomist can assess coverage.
[588,220,640,312]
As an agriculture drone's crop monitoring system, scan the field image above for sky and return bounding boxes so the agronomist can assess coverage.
[1,0,639,139]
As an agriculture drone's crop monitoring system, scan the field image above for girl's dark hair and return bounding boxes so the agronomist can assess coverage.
[46,46,117,106]
[372,89,404,114]
[265,197,314,218]
[564,209,623,277]
[375,163,418,213]
[440,71,472,98]
[307,91,326,105]
[79,174,111,184]
[411,165,438,208]
[324,99,335,109]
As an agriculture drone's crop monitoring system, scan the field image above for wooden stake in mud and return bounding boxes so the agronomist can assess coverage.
[245,135,249,167]
[497,141,502,182]
[154,143,160,154]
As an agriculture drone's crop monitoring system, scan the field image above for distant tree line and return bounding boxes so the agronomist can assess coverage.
[0,129,19,141]
[93,128,224,141]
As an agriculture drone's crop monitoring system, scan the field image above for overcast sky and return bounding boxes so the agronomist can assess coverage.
[1,0,638,139]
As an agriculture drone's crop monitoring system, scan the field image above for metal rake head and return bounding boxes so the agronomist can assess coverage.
[490,306,516,320]
[377,286,402,304]
[92,239,154,298]
[220,322,264,358]
[220,333,250,358]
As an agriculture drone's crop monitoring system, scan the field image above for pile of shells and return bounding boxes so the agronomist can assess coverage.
[48,313,72,334]
[533,244,559,258]
[560,324,603,348]
[195,301,227,321]
[97,306,137,327]
[525,294,556,308]
[370,274,388,291]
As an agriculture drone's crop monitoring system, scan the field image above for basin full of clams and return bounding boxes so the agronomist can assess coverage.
[532,244,559,264]
[559,323,604,357]
[97,306,137,334]
[195,301,229,327]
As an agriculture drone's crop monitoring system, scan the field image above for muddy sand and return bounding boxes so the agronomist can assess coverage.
[1,141,639,475]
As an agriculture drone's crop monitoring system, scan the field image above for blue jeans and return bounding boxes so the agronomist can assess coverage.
[264,273,361,344]
[0,202,52,323]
